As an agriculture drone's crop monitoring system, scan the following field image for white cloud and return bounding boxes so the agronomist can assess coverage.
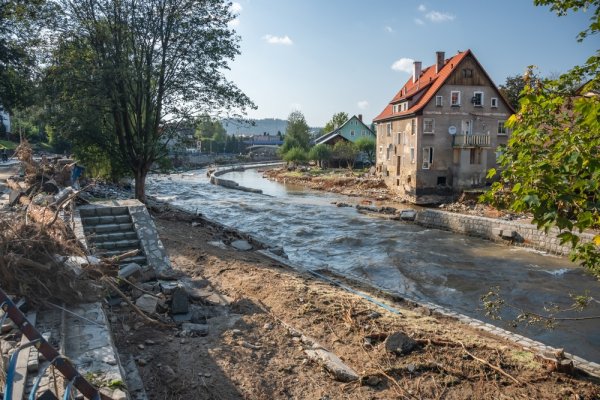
[357,100,369,110]
[425,10,455,22]
[384,26,394,33]
[230,2,243,13]
[263,34,294,45]
[418,4,427,12]
[228,18,240,28]
[414,18,424,25]
[391,57,415,73]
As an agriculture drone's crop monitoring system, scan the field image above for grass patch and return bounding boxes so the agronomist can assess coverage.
[0,140,18,150]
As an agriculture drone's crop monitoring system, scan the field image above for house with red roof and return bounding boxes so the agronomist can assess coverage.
[373,50,514,204]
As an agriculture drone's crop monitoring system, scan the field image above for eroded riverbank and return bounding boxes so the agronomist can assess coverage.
[147,168,600,364]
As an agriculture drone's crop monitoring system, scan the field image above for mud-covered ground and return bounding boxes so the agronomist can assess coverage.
[108,206,599,400]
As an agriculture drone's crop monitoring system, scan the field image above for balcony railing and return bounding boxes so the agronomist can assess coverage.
[452,133,491,147]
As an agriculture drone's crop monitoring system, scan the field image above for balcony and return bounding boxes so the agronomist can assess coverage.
[452,133,491,148]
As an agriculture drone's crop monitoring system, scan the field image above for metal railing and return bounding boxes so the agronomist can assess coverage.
[452,134,491,147]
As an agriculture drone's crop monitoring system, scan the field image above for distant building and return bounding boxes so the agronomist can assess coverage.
[373,49,514,204]
[314,114,375,146]
[243,134,284,146]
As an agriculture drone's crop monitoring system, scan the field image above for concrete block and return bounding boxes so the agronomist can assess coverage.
[400,209,417,221]
[135,294,159,314]
[231,240,253,251]
[119,263,142,279]
[171,287,189,314]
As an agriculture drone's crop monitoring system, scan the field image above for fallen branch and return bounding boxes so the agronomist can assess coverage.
[102,277,172,328]
[460,341,522,386]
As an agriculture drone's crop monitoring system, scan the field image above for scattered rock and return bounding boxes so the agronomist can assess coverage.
[118,263,142,280]
[170,286,189,314]
[181,323,209,337]
[172,312,192,324]
[384,332,417,356]
[231,239,253,251]
[135,294,159,314]
[400,209,417,221]
[111,389,127,400]
[163,365,177,383]
[362,375,382,386]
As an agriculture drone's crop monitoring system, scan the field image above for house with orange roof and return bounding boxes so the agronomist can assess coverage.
[373,50,514,204]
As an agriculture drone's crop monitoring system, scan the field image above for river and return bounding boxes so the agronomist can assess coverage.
[147,167,600,363]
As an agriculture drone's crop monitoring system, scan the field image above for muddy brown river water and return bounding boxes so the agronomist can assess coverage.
[148,167,600,363]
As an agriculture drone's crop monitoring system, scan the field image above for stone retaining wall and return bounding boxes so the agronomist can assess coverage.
[414,209,595,256]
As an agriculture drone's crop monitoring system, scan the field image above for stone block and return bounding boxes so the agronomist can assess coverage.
[135,294,158,314]
[171,287,189,314]
[400,209,417,221]
[118,263,142,280]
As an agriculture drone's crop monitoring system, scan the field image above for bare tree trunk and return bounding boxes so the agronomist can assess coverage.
[134,166,148,203]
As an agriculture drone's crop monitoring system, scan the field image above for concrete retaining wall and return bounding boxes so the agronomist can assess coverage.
[209,163,283,194]
[414,209,595,256]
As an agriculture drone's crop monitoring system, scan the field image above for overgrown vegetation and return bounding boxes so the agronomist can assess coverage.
[483,0,600,277]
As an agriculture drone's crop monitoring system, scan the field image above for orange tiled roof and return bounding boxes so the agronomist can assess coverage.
[374,50,471,122]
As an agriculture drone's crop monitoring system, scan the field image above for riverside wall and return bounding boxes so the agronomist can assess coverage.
[414,209,595,256]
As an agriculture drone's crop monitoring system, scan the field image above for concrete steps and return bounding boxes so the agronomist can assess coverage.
[79,205,147,268]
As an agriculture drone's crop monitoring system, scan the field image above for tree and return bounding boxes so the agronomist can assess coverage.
[280,111,310,155]
[282,147,308,165]
[483,0,600,277]
[0,0,50,111]
[499,74,527,110]
[333,141,358,169]
[48,0,254,201]
[354,136,375,164]
[308,144,332,168]
[323,112,348,134]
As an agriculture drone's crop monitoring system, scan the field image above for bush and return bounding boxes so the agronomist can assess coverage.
[308,144,332,168]
[283,147,308,165]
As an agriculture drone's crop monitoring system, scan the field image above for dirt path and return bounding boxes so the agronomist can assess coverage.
[108,207,599,400]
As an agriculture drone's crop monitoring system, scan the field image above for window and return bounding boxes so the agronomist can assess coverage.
[470,148,481,164]
[422,147,433,169]
[410,147,415,163]
[451,91,461,106]
[498,120,507,135]
[472,91,483,107]
[491,97,498,108]
[350,130,355,136]
[402,102,408,111]
[411,119,416,135]
[386,122,392,136]
[423,118,435,134]
[362,130,366,136]
[462,68,473,78]
[379,146,383,154]
[437,176,447,186]
[393,104,399,113]
[435,96,443,107]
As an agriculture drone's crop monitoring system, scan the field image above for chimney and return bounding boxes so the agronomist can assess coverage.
[436,51,445,74]
[358,114,363,122]
[413,61,422,83]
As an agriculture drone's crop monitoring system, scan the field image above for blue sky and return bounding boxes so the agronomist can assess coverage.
[225,1,597,127]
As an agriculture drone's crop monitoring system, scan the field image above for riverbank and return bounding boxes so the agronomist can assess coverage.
[262,166,521,220]
[108,201,600,399]
[3,163,599,398]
